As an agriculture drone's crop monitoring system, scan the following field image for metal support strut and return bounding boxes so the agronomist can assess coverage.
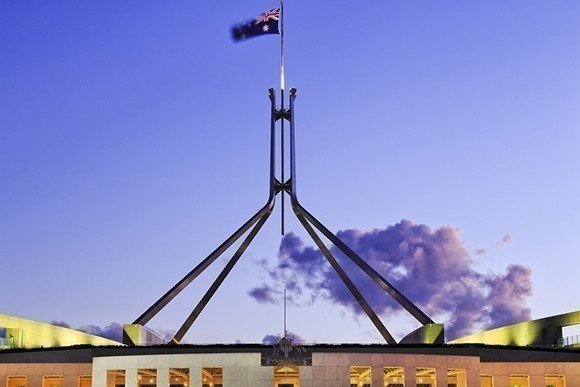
[130,88,437,344]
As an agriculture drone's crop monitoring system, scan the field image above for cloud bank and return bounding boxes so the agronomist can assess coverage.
[77,323,124,342]
[249,220,532,340]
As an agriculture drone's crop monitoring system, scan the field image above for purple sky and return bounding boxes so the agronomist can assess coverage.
[1,1,579,343]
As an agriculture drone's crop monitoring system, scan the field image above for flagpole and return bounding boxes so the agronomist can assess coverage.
[280,0,285,92]
[280,0,285,235]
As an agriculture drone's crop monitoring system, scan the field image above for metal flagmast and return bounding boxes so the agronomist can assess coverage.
[283,288,287,337]
[126,2,443,346]
[280,0,286,235]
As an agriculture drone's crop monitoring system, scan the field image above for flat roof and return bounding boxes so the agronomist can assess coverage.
[0,343,578,364]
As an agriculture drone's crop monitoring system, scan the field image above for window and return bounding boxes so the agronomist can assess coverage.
[7,376,27,387]
[43,376,63,387]
[509,374,529,387]
[480,375,493,387]
[79,376,92,387]
[138,369,157,386]
[202,367,222,387]
[274,366,299,386]
[416,368,436,387]
[107,370,125,387]
[350,366,371,387]
[170,368,189,387]
[384,367,404,386]
[545,375,566,387]
[447,369,466,387]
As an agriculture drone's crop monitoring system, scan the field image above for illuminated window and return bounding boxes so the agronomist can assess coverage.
[447,369,466,387]
[350,366,372,387]
[384,366,404,386]
[202,367,222,387]
[138,369,157,386]
[107,370,125,387]
[274,366,300,386]
[79,375,92,387]
[170,368,189,387]
[480,374,494,387]
[7,376,27,387]
[509,374,529,387]
[43,375,63,387]
[545,375,566,387]
[416,367,436,387]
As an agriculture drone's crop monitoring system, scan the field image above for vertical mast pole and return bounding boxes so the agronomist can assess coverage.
[284,288,287,336]
[280,0,285,92]
[280,0,285,235]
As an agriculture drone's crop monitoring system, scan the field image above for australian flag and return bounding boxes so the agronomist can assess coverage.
[232,8,280,42]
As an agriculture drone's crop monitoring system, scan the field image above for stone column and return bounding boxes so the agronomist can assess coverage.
[300,366,313,387]
[63,375,76,387]
[404,366,416,387]
[493,374,509,387]
[435,366,447,386]
[125,368,138,387]
[28,375,43,386]
[189,366,202,387]
[372,366,383,387]
[156,367,169,387]
[466,369,481,387]
[89,369,106,387]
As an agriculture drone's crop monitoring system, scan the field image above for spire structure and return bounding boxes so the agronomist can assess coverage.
[127,89,443,345]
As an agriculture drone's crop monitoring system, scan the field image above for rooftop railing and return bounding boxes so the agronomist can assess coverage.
[556,333,580,348]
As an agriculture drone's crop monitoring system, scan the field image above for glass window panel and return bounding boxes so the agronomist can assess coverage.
[509,374,530,387]
[480,374,494,387]
[170,368,190,387]
[447,369,466,387]
[545,375,566,387]
[416,367,436,387]
[7,376,27,387]
[43,376,63,387]
[138,369,157,386]
[202,367,223,387]
[274,366,300,386]
[79,376,92,387]
[384,366,405,386]
[350,366,371,387]
[107,370,126,387]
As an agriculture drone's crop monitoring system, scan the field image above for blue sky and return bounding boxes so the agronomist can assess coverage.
[1,1,579,344]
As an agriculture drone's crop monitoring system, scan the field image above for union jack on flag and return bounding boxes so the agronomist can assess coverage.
[232,7,280,42]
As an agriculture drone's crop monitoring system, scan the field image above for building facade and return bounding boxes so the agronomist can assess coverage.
[1,344,579,387]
